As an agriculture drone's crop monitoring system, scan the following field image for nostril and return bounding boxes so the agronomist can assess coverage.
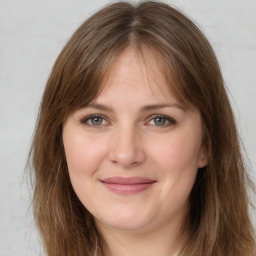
[109,146,145,167]
[108,129,146,167]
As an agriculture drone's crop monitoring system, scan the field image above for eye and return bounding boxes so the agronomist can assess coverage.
[147,115,176,127]
[81,114,109,127]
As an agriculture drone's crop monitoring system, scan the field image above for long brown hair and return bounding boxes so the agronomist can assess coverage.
[28,1,255,255]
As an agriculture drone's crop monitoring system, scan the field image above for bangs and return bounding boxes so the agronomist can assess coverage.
[59,41,129,117]
[66,42,192,117]
[134,44,191,108]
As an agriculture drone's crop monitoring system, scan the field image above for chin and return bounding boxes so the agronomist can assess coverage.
[95,208,155,233]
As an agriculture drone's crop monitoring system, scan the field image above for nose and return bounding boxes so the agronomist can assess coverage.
[108,124,146,168]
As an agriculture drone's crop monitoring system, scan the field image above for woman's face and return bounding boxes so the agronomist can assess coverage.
[62,48,208,234]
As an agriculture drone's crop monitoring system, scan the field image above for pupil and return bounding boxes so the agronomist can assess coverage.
[155,117,165,125]
[92,117,102,125]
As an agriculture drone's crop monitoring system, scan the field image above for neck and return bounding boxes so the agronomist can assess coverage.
[96,219,188,256]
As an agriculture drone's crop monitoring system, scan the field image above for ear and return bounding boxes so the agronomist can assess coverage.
[197,144,209,168]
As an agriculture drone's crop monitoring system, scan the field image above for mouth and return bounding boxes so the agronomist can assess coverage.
[100,177,156,195]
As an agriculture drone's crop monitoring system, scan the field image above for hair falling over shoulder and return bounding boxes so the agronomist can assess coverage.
[27,1,256,255]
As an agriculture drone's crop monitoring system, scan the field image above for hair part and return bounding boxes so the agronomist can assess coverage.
[28,1,256,255]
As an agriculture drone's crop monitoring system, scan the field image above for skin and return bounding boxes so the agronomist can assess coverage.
[62,48,208,256]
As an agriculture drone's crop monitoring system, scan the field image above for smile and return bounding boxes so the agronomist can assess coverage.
[100,177,156,195]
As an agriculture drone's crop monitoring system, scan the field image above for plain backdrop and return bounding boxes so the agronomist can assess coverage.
[0,0,255,255]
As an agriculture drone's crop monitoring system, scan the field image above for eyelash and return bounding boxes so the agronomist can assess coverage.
[80,114,177,128]
[81,114,109,127]
[146,114,177,127]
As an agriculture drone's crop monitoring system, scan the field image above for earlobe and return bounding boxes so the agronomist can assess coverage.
[198,145,209,168]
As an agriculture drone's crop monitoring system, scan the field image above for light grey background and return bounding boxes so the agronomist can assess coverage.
[0,0,255,255]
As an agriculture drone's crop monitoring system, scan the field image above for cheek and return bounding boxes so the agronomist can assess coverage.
[64,137,89,174]
[62,130,110,211]
[149,130,202,174]
[147,131,201,215]
[63,131,108,178]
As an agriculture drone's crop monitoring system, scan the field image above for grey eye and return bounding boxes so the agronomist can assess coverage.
[154,117,167,126]
[81,115,108,126]
[90,116,104,125]
[148,115,176,127]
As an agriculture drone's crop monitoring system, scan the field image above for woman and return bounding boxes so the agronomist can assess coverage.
[28,1,255,255]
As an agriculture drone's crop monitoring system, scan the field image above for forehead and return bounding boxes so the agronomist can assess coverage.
[98,47,176,103]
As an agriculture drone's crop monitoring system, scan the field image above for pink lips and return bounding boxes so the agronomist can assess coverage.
[100,177,156,195]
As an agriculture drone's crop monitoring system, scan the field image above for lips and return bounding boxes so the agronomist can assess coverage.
[100,177,156,195]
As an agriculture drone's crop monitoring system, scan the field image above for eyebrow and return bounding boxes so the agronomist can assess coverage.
[140,103,186,112]
[86,103,113,111]
[86,102,186,112]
